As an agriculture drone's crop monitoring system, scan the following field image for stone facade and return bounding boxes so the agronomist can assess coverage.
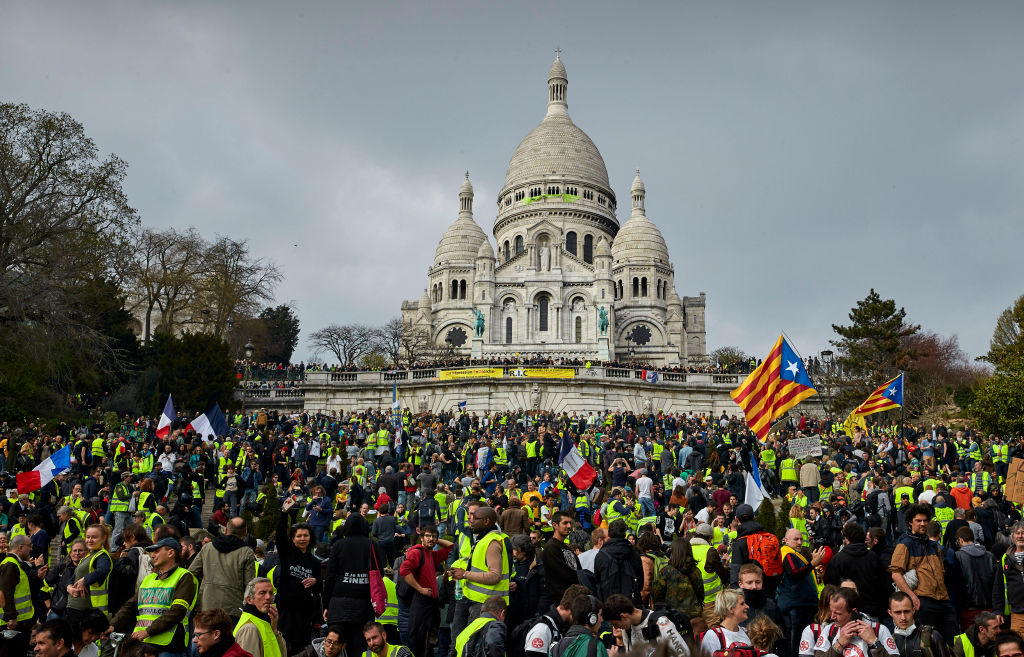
[402,53,708,366]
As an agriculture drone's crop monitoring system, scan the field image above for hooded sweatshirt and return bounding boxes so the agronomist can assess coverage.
[593,537,644,602]
[323,513,382,623]
[956,542,996,609]
[188,533,256,614]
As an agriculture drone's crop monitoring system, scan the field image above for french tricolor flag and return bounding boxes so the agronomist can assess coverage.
[155,395,175,440]
[17,445,71,494]
[558,434,597,490]
[186,403,229,442]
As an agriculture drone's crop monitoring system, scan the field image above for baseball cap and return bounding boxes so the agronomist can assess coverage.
[146,537,181,552]
[735,503,755,520]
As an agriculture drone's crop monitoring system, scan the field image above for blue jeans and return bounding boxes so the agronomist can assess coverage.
[639,497,656,517]
[312,524,328,543]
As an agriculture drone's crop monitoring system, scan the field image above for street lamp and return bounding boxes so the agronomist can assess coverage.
[820,349,834,420]
[241,340,255,415]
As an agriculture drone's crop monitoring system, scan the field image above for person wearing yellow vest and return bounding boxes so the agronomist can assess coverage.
[448,507,510,651]
[65,524,113,619]
[58,505,83,557]
[690,524,728,625]
[0,534,37,656]
[109,471,134,550]
[108,536,198,656]
[234,576,287,657]
[364,620,413,657]
[454,596,507,657]
[951,611,1001,657]
[777,528,826,657]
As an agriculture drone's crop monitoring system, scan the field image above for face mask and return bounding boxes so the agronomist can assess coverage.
[742,588,765,607]
[893,623,916,637]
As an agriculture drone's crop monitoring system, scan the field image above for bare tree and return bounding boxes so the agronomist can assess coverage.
[400,323,435,366]
[373,318,404,367]
[192,236,282,338]
[122,228,206,341]
[308,324,375,365]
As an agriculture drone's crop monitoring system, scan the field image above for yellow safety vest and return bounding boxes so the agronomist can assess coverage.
[91,437,106,460]
[462,530,509,603]
[691,543,722,605]
[0,556,33,621]
[86,548,111,612]
[133,567,197,646]
[362,646,405,657]
[235,611,282,657]
[378,577,399,626]
[780,458,798,482]
[109,484,131,513]
[455,616,496,657]
[952,633,976,657]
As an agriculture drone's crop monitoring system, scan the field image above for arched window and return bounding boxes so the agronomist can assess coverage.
[514,235,524,255]
[505,317,513,344]
[565,231,577,256]
[632,277,639,297]
[482,290,486,300]
[583,234,593,263]
[575,316,582,343]
[538,295,549,332]
[503,240,510,262]
[451,280,458,300]
[459,280,466,300]
[641,277,648,297]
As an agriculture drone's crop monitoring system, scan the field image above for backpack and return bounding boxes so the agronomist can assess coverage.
[507,613,559,657]
[745,531,783,577]
[597,552,639,603]
[697,627,765,657]
[396,545,432,606]
[642,608,693,643]
[416,498,438,526]
[575,568,599,594]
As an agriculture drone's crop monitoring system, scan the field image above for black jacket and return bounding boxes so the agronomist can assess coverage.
[594,538,643,603]
[993,545,1024,615]
[957,543,997,610]
[823,542,886,618]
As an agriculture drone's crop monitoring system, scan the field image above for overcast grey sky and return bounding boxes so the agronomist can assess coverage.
[3,1,1021,363]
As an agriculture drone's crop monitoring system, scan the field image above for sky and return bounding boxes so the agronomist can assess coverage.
[3,1,1022,363]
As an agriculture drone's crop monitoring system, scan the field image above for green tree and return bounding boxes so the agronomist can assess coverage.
[259,304,300,363]
[830,289,920,409]
[710,346,750,369]
[0,103,138,418]
[142,332,234,414]
[971,294,1024,435]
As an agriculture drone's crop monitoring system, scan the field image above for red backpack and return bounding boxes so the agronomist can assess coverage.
[698,627,767,657]
[745,531,783,577]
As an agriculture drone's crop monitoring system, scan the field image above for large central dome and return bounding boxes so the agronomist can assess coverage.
[500,54,611,194]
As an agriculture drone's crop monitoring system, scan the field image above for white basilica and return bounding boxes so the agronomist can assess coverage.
[401,53,708,366]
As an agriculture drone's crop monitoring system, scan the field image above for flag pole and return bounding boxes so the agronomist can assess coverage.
[898,370,905,444]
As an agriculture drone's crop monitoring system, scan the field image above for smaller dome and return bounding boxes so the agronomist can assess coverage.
[549,55,566,81]
[594,236,611,257]
[460,171,473,195]
[611,214,670,265]
[419,288,431,309]
[631,169,645,194]
[477,239,495,259]
[434,217,486,266]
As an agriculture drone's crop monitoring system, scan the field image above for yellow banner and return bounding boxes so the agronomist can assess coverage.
[509,367,576,379]
[438,367,504,381]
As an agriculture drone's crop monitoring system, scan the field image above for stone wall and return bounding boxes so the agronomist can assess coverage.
[237,367,829,417]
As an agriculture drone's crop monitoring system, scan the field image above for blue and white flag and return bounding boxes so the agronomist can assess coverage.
[744,456,771,509]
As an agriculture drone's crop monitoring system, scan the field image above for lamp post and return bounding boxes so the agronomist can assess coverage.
[820,349,834,421]
[241,340,254,415]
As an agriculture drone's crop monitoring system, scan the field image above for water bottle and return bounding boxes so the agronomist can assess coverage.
[454,579,464,600]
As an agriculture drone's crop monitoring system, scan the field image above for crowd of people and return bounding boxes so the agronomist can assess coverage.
[0,407,1022,657]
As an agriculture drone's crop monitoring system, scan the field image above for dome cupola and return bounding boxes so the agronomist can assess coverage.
[434,172,487,266]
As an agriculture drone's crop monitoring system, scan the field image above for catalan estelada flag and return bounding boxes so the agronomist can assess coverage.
[731,335,817,439]
[852,372,904,417]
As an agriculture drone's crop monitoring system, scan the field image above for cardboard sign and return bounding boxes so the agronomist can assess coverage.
[789,435,823,460]
[1006,457,1024,504]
